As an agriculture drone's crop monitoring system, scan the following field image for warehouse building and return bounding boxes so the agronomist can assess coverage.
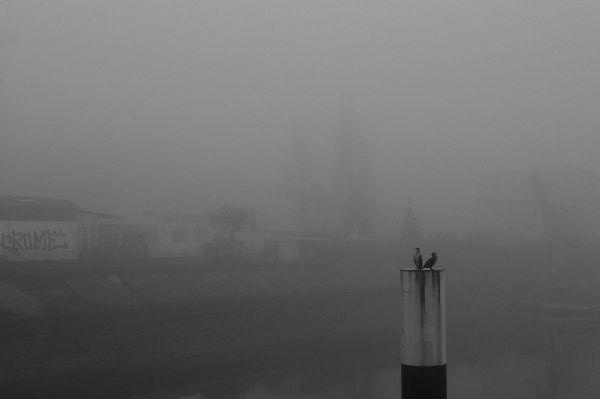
[0,196,78,261]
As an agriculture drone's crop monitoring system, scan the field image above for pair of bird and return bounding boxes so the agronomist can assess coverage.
[413,248,438,269]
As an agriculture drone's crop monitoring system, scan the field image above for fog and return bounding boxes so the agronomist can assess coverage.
[2,1,599,237]
[3,3,600,398]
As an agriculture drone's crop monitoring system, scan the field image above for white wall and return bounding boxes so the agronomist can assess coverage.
[276,241,300,262]
[77,213,100,256]
[0,221,77,260]
[110,214,208,257]
[157,223,207,257]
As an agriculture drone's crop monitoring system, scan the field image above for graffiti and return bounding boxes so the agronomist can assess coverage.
[101,232,148,249]
[0,229,69,252]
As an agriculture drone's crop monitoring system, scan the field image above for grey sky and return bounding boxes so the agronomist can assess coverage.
[1,1,599,234]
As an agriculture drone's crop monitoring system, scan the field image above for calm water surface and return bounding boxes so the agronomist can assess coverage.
[129,320,600,399]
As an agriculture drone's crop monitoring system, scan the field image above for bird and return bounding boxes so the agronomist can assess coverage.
[423,252,438,269]
[413,247,423,269]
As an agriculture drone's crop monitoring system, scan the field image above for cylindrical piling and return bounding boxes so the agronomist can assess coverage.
[400,269,446,399]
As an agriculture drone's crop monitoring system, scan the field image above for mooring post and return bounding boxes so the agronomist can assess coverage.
[400,268,446,399]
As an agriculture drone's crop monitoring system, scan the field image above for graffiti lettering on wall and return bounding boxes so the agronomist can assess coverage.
[0,229,70,252]
[102,232,148,249]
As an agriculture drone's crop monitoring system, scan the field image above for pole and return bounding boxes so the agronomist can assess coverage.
[400,268,446,399]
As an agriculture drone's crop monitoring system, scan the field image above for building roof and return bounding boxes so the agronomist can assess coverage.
[77,209,118,219]
[0,196,77,221]
[133,211,207,224]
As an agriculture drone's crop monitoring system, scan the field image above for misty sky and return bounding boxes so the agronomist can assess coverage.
[1,1,599,235]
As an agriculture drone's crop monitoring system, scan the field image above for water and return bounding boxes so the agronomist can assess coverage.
[128,353,544,399]
[126,317,600,399]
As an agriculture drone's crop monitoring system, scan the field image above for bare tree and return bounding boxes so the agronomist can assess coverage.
[209,205,255,242]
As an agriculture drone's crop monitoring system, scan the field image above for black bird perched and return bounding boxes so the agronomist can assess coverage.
[423,252,438,269]
[413,247,423,269]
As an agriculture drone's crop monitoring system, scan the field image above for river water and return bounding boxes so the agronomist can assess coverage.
[129,353,543,399]
[127,317,600,399]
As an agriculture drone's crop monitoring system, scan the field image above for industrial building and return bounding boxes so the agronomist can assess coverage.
[0,196,78,261]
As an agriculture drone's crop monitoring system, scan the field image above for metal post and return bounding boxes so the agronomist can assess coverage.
[400,269,446,399]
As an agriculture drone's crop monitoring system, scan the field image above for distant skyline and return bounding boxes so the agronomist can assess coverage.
[1,1,599,236]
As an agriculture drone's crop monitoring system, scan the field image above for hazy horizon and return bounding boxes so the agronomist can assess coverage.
[2,1,599,237]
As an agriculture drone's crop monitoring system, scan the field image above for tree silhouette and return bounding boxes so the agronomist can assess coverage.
[209,205,255,242]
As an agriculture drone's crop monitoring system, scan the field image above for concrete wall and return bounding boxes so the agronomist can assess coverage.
[77,213,100,258]
[276,241,300,262]
[156,223,202,257]
[111,215,207,258]
[97,224,156,258]
[0,220,77,261]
